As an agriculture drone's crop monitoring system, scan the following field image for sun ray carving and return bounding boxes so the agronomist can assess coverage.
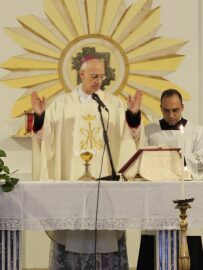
[100,0,126,36]
[129,55,185,77]
[112,0,153,42]
[17,16,67,50]
[44,0,74,41]
[63,0,87,36]
[120,7,161,52]
[0,56,57,71]
[5,27,61,58]
[0,0,189,136]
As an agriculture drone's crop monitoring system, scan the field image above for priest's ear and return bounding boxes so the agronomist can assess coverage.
[79,70,85,81]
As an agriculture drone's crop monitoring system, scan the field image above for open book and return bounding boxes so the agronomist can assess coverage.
[118,147,182,181]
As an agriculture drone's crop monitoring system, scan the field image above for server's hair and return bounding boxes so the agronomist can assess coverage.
[161,89,183,104]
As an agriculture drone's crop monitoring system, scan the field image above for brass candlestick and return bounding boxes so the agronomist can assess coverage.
[79,151,95,181]
[173,198,194,270]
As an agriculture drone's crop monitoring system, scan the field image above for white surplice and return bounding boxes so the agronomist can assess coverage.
[145,120,203,179]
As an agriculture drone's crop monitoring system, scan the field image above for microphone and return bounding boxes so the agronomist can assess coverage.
[92,93,109,112]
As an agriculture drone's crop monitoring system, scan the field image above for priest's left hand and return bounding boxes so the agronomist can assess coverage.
[127,89,143,114]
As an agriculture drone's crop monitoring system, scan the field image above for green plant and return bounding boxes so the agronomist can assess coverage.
[0,149,19,192]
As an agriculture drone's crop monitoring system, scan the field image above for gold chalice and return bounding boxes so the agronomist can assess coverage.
[79,150,95,181]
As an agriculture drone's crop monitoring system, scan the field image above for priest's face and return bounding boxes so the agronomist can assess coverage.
[79,59,105,94]
[160,94,184,125]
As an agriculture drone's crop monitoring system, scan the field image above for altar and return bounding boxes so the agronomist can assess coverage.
[1,181,203,231]
[1,180,203,269]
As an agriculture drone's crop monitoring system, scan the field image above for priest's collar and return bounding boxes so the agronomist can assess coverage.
[77,84,93,103]
[159,118,187,130]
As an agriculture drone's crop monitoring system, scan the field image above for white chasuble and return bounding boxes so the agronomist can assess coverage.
[32,88,144,253]
[32,88,143,181]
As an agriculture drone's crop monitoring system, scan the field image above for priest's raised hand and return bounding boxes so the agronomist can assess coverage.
[127,89,143,114]
[31,91,46,116]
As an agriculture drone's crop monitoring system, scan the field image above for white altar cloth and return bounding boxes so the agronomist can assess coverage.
[0,181,203,231]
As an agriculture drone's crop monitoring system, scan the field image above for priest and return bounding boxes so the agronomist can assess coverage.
[31,56,144,269]
[137,89,203,270]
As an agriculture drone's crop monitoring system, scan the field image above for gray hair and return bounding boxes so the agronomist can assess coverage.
[80,58,104,71]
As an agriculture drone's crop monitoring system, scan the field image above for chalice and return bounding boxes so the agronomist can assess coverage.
[79,150,95,181]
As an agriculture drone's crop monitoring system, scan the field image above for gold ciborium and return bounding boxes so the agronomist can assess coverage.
[79,150,95,181]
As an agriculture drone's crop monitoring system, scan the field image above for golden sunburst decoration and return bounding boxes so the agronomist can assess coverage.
[0,0,190,135]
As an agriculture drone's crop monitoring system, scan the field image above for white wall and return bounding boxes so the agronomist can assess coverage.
[198,0,203,125]
[0,0,45,178]
[0,0,202,269]
[153,0,200,123]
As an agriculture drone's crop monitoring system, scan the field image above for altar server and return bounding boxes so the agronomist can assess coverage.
[137,89,203,270]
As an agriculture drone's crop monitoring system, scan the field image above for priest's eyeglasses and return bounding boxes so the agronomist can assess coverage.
[90,73,106,81]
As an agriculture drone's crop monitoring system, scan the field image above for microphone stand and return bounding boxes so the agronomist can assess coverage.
[97,104,120,181]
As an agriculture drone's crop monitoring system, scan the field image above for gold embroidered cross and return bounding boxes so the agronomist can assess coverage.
[80,114,103,150]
